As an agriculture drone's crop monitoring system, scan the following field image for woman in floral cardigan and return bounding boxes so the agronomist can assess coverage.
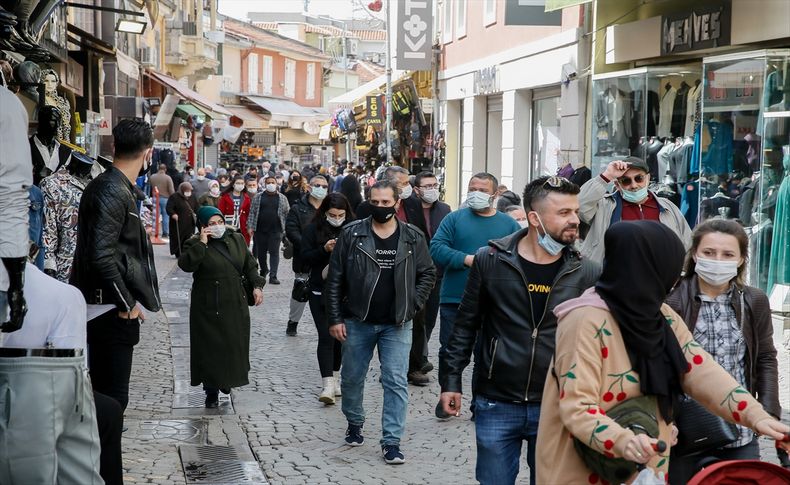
[536,221,789,484]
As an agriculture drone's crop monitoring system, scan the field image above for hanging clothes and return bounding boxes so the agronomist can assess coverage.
[671,83,690,139]
[684,83,702,137]
[658,86,677,138]
[767,152,790,294]
[701,119,734,175]
[657,141,677,180]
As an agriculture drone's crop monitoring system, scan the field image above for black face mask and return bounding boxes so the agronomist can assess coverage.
[370,205,396,224]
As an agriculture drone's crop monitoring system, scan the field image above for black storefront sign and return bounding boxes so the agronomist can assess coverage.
[366,95,383,125]
[661,1,731,55]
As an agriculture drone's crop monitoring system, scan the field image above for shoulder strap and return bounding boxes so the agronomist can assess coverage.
[210,242,244,277]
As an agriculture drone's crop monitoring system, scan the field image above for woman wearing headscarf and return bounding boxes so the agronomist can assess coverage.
[665,219,781,484]
[198,179,221,207]
[285,170,308,206]
[166,182,199,257]
[535,221,789,485]
[178,206,265,408]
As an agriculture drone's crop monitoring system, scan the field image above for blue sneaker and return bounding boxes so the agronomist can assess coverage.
[382,445,405,464]
[344,423,364,446]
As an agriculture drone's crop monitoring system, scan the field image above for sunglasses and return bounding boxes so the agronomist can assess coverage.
[617,174,646,186]
[542,176,570,188]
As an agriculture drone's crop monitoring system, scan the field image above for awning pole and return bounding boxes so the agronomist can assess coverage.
[385,0,393,165]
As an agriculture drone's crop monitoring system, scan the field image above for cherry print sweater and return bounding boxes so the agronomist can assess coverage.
[535,288,773,485]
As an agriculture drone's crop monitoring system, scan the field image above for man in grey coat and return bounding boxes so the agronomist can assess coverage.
[578,157,691,264]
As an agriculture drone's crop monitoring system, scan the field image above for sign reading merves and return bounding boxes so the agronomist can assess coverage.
[661,1,731,55]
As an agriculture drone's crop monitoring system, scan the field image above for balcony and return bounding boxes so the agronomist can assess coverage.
[165,20,220,79]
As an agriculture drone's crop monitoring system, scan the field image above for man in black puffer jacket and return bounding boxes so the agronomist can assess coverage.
[70,119,160,411]
[438,176,600,485]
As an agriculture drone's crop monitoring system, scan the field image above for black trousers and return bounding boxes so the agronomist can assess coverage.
[308,293,342,378]
[94,391,123,485]
[668,438,760,485]
[409,277,441,372]
[87,311,140,411]
[254,231,281,278]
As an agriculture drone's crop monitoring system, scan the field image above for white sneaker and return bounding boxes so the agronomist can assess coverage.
[333,371,342,397]
[319,377,335,405]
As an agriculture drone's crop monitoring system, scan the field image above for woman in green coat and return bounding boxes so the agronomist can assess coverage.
[178,206,265,408]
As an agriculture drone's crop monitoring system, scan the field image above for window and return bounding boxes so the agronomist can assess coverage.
[484,0,497,26]
[248,53,259,94]
[455,0,467,39]
[531,96,561,179]
[441,0,453,43]
[285,59,296,98]
[262,55,273,95]
[306,63,316,100]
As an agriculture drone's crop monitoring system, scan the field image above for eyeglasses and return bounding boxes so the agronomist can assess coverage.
[542,176,570,188]
[418,184,440,189]
[617,174,646,186]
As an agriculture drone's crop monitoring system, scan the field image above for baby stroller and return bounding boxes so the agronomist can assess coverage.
[686,439,790,484]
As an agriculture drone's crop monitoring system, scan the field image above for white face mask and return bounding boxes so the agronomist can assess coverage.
[694,257,739,286]
[234,183,245,192]
[210,187,220,197]
[208,224,226,238]
[265,183,278,193]
[399,184,413,200]
[247,187,257,194]
[326,215,345,227]
[420,188,439,204]
[183,192,192,198]
[196,175,206,181]
[311,186,328,200]
[467,191,493,211]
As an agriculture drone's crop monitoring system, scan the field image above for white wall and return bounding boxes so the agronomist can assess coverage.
[221,44,242,93]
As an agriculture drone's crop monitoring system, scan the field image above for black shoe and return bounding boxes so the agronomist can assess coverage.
[382,445,405,464]
[205,393,219,408]
[269,277,280,285]
[286,320,298,336]
[420,361,434,374]
[435,401,451,419]
[407,370,429,386]
[345,423,364,446]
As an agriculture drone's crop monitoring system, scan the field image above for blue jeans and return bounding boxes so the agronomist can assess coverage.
[475,395,540,485]
[159,196,170,235]
[341,318,412,446]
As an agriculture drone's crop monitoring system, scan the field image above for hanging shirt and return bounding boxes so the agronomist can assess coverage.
[365,226,399,325]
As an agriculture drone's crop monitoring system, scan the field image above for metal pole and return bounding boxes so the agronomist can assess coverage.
[342,20,351,163]
[385,0,393,165]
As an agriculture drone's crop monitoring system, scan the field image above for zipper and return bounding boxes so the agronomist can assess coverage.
[215,281,220,316]
[113,282,131,312]
[357,243,381,321]
[487,338,499,379]
[145,239,161,309]
[400,250,409,324]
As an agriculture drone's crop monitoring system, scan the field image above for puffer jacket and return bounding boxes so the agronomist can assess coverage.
[70,166,161,312]
[441,228,601,403]
[285,194,319,273]
[666,276,781,419]
[325,217,436,326]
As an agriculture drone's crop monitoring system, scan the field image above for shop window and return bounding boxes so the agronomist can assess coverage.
[306,63,316,100]
[700,51,790,297]
[263,56,273,95]
[531,96,561,179]
[455,0,466,39]
[248,53,259,94]
[285,59,296,98]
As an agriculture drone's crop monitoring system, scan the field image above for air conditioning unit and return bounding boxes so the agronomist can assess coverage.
[347,39,359,56]
[140,47,156,66]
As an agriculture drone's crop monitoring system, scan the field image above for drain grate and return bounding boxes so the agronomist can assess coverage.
[123,419,207,444]
[180,445,267,484]
[173,391,231,409]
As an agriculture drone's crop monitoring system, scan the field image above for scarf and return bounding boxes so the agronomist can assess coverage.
[595,221,688,422]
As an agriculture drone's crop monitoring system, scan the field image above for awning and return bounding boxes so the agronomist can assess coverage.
[243,96,326,124]
[175,103,207,119]
[116,50,140,80]
[145,70,232,118]
[328,70,410,107]
[225,105,270,131]
[67,24,116,57]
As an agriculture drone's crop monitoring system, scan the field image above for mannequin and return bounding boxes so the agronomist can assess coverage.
[39,152,93,282]
[41,69,71,141]
[30,105,72,185]
[658,82,677,138]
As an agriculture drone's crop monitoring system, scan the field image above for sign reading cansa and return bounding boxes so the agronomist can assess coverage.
[661,1,731,55]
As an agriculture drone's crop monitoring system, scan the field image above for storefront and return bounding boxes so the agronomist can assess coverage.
[593,0,790,304]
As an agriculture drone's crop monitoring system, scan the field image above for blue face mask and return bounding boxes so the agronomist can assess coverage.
[534,213,566,256]
[467,191,493,211]
[620,186,649,204]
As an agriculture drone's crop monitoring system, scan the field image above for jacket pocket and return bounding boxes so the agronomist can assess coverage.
[487,337,499,379]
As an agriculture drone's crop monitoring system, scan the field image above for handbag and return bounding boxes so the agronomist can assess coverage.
[291,278,310,303]
[672,395,739,457]
[210,242,256,306]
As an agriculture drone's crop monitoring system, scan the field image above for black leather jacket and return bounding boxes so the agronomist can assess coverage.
[285,194,318,273]
[70,166,161,312]
[441,229,601,402]
[325,218,436,326]
[666,277,781,419]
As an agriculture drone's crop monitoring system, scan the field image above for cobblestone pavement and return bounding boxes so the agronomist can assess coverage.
[122,244,790,484]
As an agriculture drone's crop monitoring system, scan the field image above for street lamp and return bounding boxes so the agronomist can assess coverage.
[116,19,146,34]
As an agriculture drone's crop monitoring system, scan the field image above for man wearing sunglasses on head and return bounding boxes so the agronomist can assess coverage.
[578,156,691,264]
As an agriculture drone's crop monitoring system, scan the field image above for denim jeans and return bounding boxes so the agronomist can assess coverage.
[475,395,540,485]
[158,197,170,235]
[341,318,412,446]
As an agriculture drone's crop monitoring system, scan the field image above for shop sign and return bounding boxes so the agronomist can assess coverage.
[474,66,500,95]
[366,95,383,125]
[661,1,731,55]
[153,142,177,150]
[396,0,433,71]
[99,109,113,136]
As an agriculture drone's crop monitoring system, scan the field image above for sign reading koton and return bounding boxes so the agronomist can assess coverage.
[396,0,433,71]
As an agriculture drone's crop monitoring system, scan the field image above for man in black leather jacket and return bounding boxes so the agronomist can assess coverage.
[439,176,600,485]
[70,119,161,411]
[326,180,436,465]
